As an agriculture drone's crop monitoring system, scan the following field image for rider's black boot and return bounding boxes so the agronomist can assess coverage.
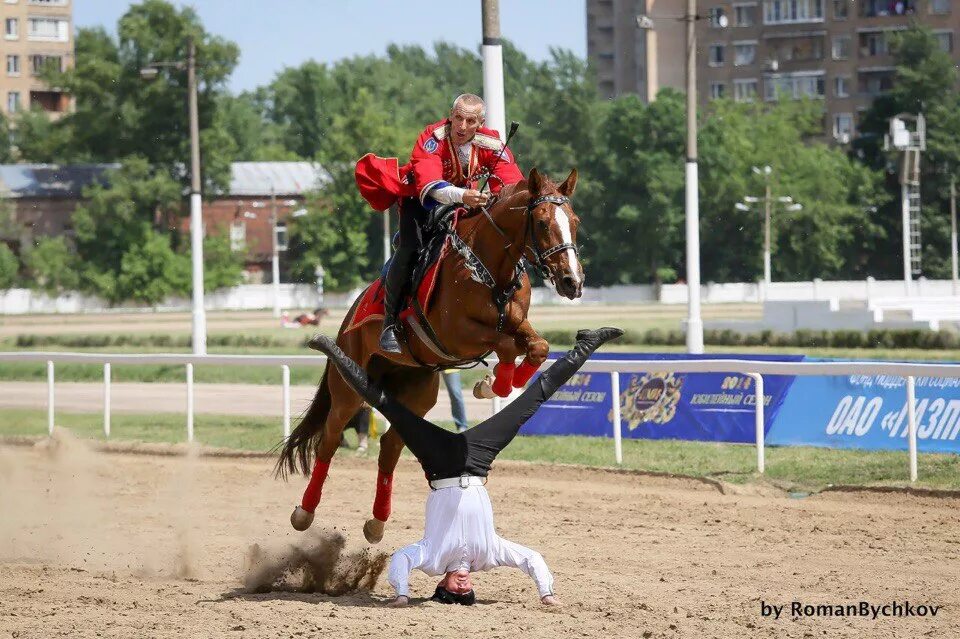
[379,244,414,354]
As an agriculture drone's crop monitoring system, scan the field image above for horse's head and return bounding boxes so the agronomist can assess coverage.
[525,167,584,300]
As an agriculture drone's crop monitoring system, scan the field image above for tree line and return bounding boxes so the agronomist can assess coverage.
[0,0,957,302]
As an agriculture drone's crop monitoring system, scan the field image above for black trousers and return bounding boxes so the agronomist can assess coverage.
[383,197,428,320]
[322,338,598,481]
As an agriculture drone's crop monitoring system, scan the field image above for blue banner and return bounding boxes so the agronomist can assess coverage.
[519,353,803,443]
[768,367,960,454]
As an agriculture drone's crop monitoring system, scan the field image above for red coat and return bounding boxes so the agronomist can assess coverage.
[355,119,523,212]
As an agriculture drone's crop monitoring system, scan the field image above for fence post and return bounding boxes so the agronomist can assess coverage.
[748,373,765,474]
[610,372,622,465]
[103,363,111,438]
[47,360,54,435]
[186,363,194,443]
[282,364,291,439]
[907,375,917,482]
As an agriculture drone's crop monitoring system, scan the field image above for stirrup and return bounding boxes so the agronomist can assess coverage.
[379,322,402,354]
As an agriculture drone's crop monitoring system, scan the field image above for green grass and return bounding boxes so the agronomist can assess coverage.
[3,408,958,492]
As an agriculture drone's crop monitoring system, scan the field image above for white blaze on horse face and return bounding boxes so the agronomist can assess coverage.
[553,206,582,284]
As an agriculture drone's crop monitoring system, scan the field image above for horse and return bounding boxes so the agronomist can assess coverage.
[276,167,584,543]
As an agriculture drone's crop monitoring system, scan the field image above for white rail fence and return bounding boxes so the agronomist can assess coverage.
[4,352,960,483]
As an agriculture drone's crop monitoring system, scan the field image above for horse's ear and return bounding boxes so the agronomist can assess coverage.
[559,168,578,197]
[527,167,544,195]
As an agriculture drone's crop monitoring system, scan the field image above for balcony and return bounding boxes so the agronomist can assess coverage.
[860,0,916,17]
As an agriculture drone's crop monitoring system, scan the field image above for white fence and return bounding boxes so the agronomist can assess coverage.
[3,352,960,482]
[3,277,960,314]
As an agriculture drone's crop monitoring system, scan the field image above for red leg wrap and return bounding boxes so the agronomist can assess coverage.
[512,359,542,388]
[372,471,394,522]
[492,362,516,398]
[300,459,330,514]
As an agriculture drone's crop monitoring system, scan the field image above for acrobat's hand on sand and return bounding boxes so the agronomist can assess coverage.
[387,595,409,608]
[541,595,561,606]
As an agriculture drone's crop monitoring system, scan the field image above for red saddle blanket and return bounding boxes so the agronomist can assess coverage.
[345,241,449,334]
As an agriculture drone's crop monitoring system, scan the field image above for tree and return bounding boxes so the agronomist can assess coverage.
[21,237,80,294]
[34,1,240,190]
[0,243,17,289]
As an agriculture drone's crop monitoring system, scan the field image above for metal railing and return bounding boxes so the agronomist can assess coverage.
[3,351,960,482]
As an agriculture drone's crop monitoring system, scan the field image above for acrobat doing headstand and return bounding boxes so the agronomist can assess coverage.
[299,327,622,606]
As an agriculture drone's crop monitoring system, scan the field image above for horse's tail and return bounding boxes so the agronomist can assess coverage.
[274,362,332,479]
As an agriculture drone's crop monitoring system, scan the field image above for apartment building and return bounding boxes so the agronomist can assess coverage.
[699,0,960,141]
[0,0,72,118]
[587,0,687,101]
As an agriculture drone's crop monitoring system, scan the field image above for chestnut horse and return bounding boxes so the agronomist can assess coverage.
[277,167,583,542]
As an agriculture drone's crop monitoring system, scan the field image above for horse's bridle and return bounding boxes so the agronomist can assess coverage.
[524,194,579,280]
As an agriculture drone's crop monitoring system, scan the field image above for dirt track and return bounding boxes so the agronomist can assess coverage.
[1,436,957,639]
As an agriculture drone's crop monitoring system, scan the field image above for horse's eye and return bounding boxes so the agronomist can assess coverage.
[538,219,549,230]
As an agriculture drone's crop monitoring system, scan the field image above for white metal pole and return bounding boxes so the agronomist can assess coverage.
[763,183,772,289]
[749,373,765,474]
[46,360,54,435]
[492,395,502,415]
[383,209,392,263]
[186,363,195,443]
[481,0,507,140]
[684,0,704,354]
[902,183,912,296]
[282,364,291,439]
[610,372,623,465]
[103,363,111,438]
[951,177,958,295]
[271,187,281,319]
[188,38,207,355]
[907,375,917,482]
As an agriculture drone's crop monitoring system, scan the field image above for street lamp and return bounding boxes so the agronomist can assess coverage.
[736,165,803,292]
[637,1,723,353]
[140,38,206,355]
[250,193,304,318]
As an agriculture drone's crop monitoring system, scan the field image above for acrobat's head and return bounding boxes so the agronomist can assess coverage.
[431,570,476,606]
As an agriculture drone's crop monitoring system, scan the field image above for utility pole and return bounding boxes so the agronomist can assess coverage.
[683,0,704,354]
[952,176,959,295]
[763,179,772,288]
[737,166,802,295]
[187,37,206,355]
[271,185,281,319]
[481,0,507,140]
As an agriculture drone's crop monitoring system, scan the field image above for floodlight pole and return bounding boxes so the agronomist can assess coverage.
[684,0,704,353]
[481,0,507,140]
[187,37,206,355]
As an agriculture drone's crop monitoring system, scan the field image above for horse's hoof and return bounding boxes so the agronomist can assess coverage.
[363,518,386,544]
[290,506,314,531]
[473,374,496,399]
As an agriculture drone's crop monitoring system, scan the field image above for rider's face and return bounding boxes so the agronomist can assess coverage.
[449,104,484,146]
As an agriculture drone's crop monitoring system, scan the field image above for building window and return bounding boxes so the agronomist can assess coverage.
[771,35,824,61]
[859,31,887,57]
[833,0,849,18]
[765,72,826,100]
[230,221,246,251]
[734,78,759,102]
[27,17,69,42]
[709,7,727,27]
[734,42,757,66]
[934,31,953,53]
[860,0,914,16]
[7,91,20,113]
[832,35,851,59]
[763,0,824,24]
[834,75,850,97]
[5,18,18,39]
[858,70,894,95]
[30,54,63,75]
[709,44,725,66]
[6,55,19,75]
[833,113,853,141]
[710,82,726,99]
[734,4,756,26]
[930,0,950,14]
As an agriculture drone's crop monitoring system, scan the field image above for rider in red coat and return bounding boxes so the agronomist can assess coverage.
[355,93,524,353]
